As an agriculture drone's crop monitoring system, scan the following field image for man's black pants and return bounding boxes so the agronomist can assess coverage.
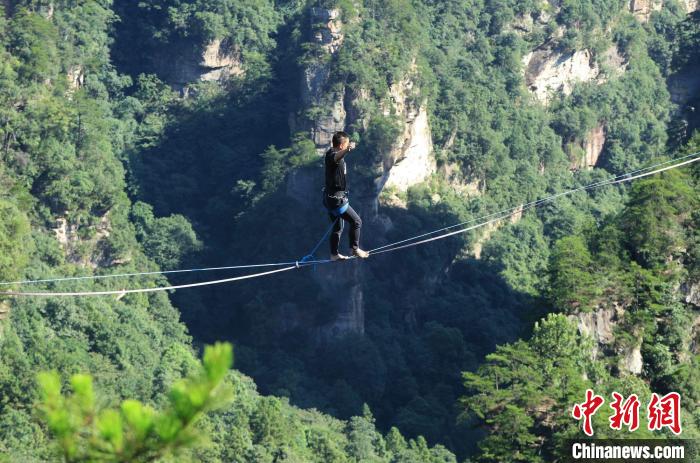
[329,205,362,255]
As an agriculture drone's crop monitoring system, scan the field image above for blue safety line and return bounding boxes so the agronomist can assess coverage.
[296,216,340,270]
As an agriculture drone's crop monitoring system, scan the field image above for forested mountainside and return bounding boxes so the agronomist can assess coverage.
[0,1,454,461]
[0,0,699,462]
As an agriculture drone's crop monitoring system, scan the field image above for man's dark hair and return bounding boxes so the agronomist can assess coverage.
[332,131,349,148]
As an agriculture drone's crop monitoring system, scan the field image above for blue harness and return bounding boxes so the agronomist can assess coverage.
[329,202,349,216]
[322,188,349,216]
[298,190,348,268]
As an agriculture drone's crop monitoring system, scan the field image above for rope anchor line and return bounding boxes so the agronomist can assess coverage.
[1,152,698,297]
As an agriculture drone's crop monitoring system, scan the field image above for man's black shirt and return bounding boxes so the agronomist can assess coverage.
[324,148,347,193]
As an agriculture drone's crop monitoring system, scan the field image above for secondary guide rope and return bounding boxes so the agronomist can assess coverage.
[368,150,700,254]
[0,266,301,297]
[1,152,698,296]
[370,153,700,256]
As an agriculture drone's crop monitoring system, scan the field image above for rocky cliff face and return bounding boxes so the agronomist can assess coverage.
[520,26,625,171]
[630,0,664,22]
[523,47,600,105]
[684,0,700,12]
[522,38,626,105]
[568,123,606,170]
[377,73,436,193]
[155,38,243,93]
[67,64,84,90]
[52,212,125,269]
[64,64,85,100]
[569,305,643,375]
[690,313,700,355]
[571,307,618,352]
[293,8,346,148]
[682,279,700,308]
[569,279,700,375]
[581,124,606,168]
[630,0,699,22]
[620,344,644,375]
[198,38,243,81]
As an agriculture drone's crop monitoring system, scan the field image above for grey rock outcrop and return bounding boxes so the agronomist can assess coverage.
[523,47,600,104]
[522,42,627,106]
[310,7,344,54]
[630,0,699,22]
[690,314,700,355]
[569,306,619,356]
[630,0,664,22]
[681,279,700,307]
[156,38,243,92]
[67,64,84,91]
[376,74,436,193]
[292,8,347,148]
[683,0,700,12]
[53,211,124,268]
[620,345,644,375]
[570,305,647,375]
[569,123,606,170]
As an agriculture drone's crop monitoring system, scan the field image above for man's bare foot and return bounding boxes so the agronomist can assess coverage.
[352,248,369,259]
[331,253,349,261]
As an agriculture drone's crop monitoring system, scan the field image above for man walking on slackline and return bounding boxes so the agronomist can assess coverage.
[323,131,370,261]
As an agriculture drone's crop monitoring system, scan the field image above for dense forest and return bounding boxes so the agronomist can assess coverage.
[0,0,699,462]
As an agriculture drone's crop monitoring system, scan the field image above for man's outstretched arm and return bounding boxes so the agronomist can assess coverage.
[333,143,355,162]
